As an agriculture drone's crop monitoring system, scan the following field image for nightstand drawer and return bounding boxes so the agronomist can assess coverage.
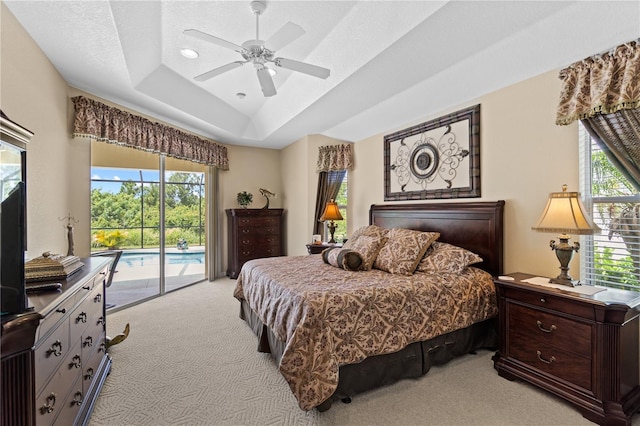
[502,285,594,319]
[509,332,592,390]
[508,303,592,358]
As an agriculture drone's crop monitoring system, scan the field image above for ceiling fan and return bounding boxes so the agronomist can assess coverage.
[184,1,330,97]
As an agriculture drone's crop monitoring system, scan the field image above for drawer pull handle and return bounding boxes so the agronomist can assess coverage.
[99,342,107,353]
[83,285,91,290]
[540,298,546,303]
[56,308,66,314]
[72,391,83,406]
[94,294,102,303]
[70,354,82,369]
[97,316,105,326]
[536,321,557,333]
[536,350,556,364]
[84,367,94,381]
[83,336,93,347]
[76,312,87,323]
[46,340,63,357]
[41,393,56,414]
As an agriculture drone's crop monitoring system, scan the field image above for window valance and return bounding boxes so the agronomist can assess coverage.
[316,143,354,172]
[556,40,640,126]
[71,96,229,170]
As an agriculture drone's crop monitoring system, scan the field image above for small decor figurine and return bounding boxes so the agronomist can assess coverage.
[237,191,253,208]
[59,212,79,256]
[259,188,276,209]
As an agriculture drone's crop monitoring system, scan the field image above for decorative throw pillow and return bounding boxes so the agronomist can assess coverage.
[348,224,389,241]
[321,248,363,271]
[415,242,483,274]
[342,234,388,271]
[373,228,440,275]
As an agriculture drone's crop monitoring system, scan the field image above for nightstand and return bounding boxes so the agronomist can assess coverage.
[492,273,640,425]
[306,243,342,255]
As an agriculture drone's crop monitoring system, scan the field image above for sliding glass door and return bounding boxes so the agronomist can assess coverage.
[91,141,208,310]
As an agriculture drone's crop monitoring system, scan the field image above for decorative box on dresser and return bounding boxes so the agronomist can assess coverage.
[492,273,640,425]
[1,257,112,426]
[226,208,284,279]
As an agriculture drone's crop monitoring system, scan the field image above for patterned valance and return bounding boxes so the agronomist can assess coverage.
[316,144,354,172]
[556,40,640,126]
[71,96,229,170]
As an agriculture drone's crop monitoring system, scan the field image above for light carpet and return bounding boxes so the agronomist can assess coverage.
[89,278,638,426]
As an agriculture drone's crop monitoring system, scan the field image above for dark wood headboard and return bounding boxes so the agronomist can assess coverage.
[370,201,505,276]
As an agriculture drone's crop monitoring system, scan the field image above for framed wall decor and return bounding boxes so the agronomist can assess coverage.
[384,104,480,201]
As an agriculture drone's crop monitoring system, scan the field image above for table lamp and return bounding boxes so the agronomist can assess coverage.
[320,199,343,244]
[532,184,600,286]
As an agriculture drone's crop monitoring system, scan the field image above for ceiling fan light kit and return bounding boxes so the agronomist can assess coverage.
[184,0,330,97]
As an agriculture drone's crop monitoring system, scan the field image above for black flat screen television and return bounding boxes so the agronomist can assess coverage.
[1,181,27,315]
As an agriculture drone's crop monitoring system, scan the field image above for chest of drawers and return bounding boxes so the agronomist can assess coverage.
[1,257,112,426]
[226,208,284,279]
[493,273,640,425]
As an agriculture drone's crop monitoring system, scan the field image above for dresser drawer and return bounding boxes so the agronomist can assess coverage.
[238,216,281,229]
[34,317,70,394]
[52,378,84,426]
[502,285,594,319]
[238,247,280,262]
[509,331,592,390]
[35,340,82,426]
[82,311,106,359]
[239,235,281,247]
[82,337,107,395]
[37,296,76,341]
[70,284,102,339]
[507,303,592,358]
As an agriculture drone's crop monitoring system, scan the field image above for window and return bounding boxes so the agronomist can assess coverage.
[579,124,640,290]
[332,173,348,241]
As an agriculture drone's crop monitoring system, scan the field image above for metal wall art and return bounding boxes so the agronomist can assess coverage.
[384,104,480,201]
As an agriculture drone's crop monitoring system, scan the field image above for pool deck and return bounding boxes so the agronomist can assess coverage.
[106,247,206,308]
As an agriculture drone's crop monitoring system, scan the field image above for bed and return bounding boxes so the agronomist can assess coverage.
[233,201,505,411]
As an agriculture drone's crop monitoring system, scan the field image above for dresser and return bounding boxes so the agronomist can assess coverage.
[1,257,112,426]
[493,273,640,425]
[226,208,284,279]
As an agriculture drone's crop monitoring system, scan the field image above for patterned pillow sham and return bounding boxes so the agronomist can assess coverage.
[348,224,389,241]
[415,242,483,274]
[342,234,388,271]
[374,228,440,275]
[321,248,363,271]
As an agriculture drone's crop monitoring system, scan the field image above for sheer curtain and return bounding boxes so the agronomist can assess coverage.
[313,144,353,236]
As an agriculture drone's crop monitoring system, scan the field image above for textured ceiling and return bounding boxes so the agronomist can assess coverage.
[5,1,640,149]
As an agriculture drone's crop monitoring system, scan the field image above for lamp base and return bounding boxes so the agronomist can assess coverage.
[549,235,580,287]
[327,221,337,244]
[548,276,580,287]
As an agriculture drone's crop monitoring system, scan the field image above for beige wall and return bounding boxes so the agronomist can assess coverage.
[350,70,579,278]
[1,2,73,257]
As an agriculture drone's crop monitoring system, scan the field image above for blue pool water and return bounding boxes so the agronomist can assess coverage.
[119,251,204,267]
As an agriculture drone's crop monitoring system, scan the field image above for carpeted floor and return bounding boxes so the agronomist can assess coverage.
[89,278,638,426]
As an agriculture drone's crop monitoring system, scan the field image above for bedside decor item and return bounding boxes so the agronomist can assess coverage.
[532,184,600,286]
[237,191,253,208]
[320,199,343,244]
[259,188,276,209]
[384,104,480,201]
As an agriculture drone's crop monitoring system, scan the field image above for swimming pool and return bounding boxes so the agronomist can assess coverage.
[119,251,204,267]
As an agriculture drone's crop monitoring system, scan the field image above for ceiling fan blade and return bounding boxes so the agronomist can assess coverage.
[184,29,243,52]
[256,67,277,97]
[274,57,330,79]
[265,22,305,52]
[194,61,244,82]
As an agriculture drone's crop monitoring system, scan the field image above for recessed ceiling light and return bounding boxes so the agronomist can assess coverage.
[236,92,246,99]
[180,48,199,59]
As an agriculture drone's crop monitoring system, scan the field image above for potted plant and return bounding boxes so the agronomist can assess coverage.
[93,230,128,250]
[237,191,253,208]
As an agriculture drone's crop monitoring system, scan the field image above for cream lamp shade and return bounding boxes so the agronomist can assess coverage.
[532,184,600,286]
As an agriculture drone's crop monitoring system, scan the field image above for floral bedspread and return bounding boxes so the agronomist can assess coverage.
[233,255,497,410]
